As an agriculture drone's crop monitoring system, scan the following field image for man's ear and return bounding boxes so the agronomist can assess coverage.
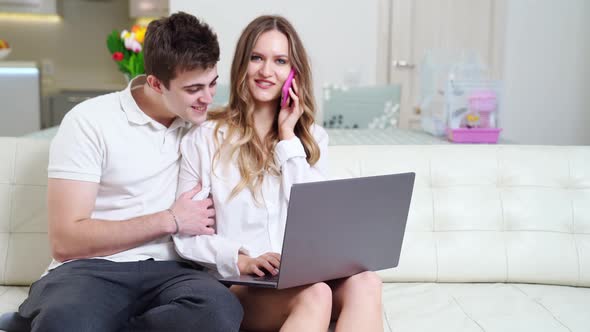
[146,75,165,94]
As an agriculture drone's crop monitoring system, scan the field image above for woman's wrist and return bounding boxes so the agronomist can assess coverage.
[237,254,249,274]
[279,129,295,141]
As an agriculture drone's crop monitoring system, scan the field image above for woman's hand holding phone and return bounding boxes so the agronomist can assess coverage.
[278,69,303,141]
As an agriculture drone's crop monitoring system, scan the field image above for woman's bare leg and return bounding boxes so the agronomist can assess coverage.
[331,271,383,332]
[231,282,332,332]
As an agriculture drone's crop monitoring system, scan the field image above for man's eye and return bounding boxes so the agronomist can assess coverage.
[210,81,217,87]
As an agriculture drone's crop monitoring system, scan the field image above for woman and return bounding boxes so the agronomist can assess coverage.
[175,15,383,332]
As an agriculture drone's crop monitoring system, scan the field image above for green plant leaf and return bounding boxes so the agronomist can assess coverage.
[132,52,144,77]
[138,52,145,76]
[106,30,124,54]
[128,55,136,74]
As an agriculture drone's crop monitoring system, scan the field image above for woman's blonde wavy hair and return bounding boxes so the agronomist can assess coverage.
[207,15,320,202]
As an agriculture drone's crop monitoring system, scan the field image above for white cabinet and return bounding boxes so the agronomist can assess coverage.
[0,0,58,15]
[129,0,169,18]
[0,62,41,136]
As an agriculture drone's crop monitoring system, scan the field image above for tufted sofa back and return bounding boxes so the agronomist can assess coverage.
[0,138,51,286]
[1,138,589,287]
[329,145,590,287]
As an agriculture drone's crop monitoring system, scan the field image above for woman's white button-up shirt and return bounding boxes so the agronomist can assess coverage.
[174,120,329,277]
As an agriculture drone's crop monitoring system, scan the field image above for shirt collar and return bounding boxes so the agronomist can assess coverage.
[119,75,152,126]
[169,117,192,132]
[119,75,190,131]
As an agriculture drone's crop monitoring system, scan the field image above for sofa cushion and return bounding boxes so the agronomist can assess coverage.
[0,286,28,315]
[382,283,590,332]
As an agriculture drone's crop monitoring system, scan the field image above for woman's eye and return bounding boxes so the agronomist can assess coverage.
[251,55,262,61]
[277,58,287,65]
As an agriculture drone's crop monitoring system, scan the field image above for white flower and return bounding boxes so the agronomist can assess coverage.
[123,33,142,53]
[120,30,130,39]
[119,30,142,53]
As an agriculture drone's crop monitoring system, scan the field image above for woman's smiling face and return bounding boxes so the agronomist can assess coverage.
[246,30,293,106]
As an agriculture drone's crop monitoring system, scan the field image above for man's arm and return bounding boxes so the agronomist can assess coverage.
[48,178,215,262]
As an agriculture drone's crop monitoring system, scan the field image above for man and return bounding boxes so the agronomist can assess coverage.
[17,12,243,332]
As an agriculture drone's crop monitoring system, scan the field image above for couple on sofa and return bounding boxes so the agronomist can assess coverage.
[15,12,382,332]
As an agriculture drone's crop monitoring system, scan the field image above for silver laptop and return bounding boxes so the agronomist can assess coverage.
[214,172,415,289]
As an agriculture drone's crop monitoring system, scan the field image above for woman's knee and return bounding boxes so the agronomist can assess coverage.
[292,282,333,313]
[345,271,383,298]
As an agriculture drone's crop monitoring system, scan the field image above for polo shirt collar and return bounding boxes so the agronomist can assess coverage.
[168,116,191,132]
[119,75,190,130]
[120,75,152,126]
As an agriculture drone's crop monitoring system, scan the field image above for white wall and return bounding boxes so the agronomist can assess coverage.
[170,0,379,120]
[501,0,590,145]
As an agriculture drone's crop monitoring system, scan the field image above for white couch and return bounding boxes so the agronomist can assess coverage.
[1,137,589,332]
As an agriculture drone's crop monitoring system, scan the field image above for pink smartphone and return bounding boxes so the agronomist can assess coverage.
[281,68,296,108]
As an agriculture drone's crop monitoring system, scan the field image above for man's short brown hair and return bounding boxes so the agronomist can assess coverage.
[144,12,219,88]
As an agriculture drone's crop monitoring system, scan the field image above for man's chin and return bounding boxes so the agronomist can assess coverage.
[189,114,207,126]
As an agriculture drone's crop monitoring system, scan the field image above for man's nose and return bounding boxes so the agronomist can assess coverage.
[199,88,213,104]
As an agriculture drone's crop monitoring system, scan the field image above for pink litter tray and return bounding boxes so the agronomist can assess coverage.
[447,128,502,143]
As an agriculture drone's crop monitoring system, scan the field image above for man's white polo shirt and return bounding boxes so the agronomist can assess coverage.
[46,76,190,271]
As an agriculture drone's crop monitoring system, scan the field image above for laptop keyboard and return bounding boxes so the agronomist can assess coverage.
[253,274,279,282]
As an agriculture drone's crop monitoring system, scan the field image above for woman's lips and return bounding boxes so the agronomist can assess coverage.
[255,79,275,89]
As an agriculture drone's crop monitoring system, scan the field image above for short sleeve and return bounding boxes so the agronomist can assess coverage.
[47,108,104,183]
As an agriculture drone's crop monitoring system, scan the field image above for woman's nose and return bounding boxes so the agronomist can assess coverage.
[259,61,273,77]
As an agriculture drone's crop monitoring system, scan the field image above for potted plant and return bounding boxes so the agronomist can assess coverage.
[106,25,146,81]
